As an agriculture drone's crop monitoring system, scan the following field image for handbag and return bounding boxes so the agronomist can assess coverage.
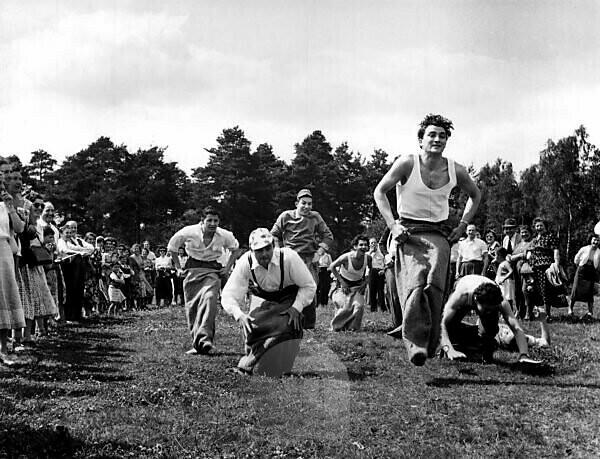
[25,235,53,266]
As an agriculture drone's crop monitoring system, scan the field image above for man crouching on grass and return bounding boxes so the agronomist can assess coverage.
[440,275,550,364]
[221,228,316,376]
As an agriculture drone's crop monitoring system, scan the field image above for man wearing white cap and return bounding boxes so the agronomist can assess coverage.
[221,228,316,376]
[271,188,334,329]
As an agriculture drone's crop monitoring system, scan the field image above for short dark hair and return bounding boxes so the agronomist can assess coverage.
[473,282,503,307]
[28,191,44,202]
[351,234,369,247]
[495,247,508,258]
[417,114,454,140]
[202,206,220,219]
[590,234,599,243]
[519,225,531,233]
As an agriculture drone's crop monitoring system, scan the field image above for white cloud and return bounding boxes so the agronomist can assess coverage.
[0,1,599,178]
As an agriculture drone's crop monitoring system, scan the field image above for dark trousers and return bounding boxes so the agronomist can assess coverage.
[61,255,85,321]
[369,270,386,311]
[174,275,185,300]
[316,267,331,306]
[155,273,173,302]
[299,254,317,329]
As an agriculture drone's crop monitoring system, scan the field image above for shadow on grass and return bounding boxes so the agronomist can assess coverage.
[0,421,139,458]
[3,320,135,391]
[426,377,600,389]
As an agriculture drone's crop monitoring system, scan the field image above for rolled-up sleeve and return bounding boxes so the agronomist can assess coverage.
[287,250,317,313]
[221,256,251,321]
[222,230,240,251]
[167,227,190,253]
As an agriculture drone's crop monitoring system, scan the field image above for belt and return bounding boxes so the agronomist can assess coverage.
[184,258,222,270]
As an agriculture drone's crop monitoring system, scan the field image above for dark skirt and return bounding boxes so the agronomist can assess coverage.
[570,262,597,303]
[459,260,483,277]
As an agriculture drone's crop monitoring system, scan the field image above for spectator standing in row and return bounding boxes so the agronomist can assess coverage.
[312,242,332,308]
[528,218,560,318]
[456,224,487,278]
[569,234,600,320]
[173,246,188,306]
[368,237,387,312]
[0,172,25,363]
[154,247,174,307]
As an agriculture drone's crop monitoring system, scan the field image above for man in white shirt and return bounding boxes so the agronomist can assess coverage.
[221,228,316,376]
[168,206,240,355]
[456,224,488,278]
[57,221,95,322]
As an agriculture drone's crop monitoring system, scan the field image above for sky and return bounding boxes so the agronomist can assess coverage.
[1,0,599,175]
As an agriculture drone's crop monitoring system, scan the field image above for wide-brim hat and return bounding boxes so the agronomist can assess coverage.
[503,218,517,228]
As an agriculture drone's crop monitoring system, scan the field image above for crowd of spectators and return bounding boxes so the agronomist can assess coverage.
[0,157,185,365]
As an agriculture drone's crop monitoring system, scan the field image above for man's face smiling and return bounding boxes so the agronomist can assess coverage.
[420,125,448,154]
[466,225,477,240]
[296,197,313,216]
[355,239,369,254]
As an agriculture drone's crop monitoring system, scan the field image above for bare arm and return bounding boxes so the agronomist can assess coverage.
[455,253,463,279]
[373,156,412,240]
[440,293,467,360]
[328,254,349,290]
[500,301,528,357]
[497,262,513,284]
[448,163,481,243]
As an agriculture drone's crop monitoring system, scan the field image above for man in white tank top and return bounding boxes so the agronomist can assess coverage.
[329,235,372,331]
[373,114,481,366]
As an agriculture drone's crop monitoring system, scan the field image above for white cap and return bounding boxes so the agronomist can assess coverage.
[249,228,274,251]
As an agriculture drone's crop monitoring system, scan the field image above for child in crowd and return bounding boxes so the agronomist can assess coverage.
[107,263,128,316]
[495,247,516,313]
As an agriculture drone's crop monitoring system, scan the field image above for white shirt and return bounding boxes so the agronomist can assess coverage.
[168,224,239,262]
[369,248,385,270]
[154,255,173,270]
[458,237,488,262]
[57,237,95,256]
[221,247,316,321]
[574,245,600,269]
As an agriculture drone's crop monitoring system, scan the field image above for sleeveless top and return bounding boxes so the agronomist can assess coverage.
[396,154,457,222]
[339,252,367,282]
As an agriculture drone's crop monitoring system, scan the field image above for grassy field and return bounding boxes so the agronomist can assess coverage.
[1,302,599,458]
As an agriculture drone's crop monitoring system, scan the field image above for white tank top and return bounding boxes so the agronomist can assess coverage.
[340,252,367,281]
[396,154,457,222]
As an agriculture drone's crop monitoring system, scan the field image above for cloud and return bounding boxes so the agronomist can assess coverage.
[0,1,598,176]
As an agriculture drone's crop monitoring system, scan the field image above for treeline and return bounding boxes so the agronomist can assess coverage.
[14,125,600,259]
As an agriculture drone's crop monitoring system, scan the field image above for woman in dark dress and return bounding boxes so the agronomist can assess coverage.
[528,218,560,318]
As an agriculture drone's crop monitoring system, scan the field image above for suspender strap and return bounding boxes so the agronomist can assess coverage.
[249,250,286,290]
